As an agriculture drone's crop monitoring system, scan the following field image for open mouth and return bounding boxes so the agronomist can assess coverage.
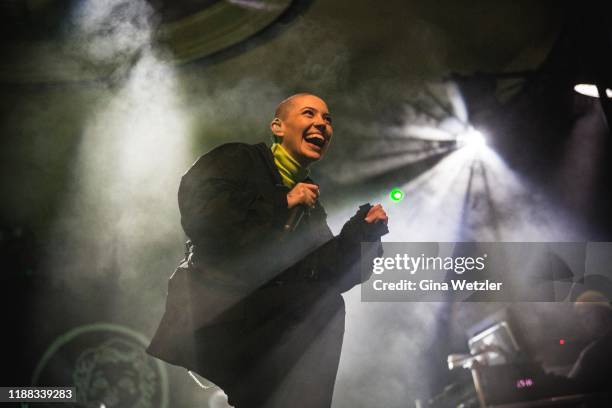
[304,134,325,148]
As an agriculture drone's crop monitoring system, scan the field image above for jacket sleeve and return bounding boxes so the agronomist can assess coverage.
[178,144,291,285]
[310,204,388,293]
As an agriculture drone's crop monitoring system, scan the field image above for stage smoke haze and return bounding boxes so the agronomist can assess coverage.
[4,2,595,406]
[42,0,190,331]
[65,0,156,65]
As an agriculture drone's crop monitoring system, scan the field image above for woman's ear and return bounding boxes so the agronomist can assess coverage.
[270,117,284,138]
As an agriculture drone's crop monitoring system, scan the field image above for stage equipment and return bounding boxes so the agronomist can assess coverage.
[0,0,306,83]
[444,319,602,408]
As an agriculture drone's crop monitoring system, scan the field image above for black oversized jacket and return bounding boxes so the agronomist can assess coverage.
[147,142,387,397]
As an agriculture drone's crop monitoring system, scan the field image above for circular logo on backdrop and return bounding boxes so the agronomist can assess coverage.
[30,323,168,408]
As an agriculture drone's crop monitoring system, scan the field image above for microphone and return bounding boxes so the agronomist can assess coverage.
[282,182,319,234]
[283,205,305,233]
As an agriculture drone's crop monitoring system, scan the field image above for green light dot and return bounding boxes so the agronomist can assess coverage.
[390,188,404,202]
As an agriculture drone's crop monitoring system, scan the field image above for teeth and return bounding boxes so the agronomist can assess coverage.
[305,136,324,147]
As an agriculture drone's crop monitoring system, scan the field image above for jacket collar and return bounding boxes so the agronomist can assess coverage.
[253,142,316,187]
[254,142,284,187]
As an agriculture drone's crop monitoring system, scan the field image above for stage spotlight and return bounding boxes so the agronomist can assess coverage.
[457,126,486,149]
[574,83,612,98]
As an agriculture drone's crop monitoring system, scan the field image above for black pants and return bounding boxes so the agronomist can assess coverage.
[217,294,346,408]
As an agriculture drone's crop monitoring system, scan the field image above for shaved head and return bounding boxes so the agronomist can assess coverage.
[269,93,333,166]
[274,93,321,120]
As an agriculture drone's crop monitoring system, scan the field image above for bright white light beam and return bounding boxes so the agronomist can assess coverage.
[456,126,486,149]
[574,83,612,99]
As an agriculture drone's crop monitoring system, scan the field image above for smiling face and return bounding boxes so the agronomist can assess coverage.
[270,94,333,167]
